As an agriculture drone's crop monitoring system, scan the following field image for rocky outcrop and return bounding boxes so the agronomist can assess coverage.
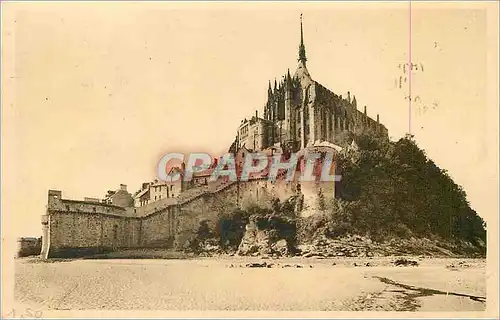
[295,235,476,258]
[237,220,290,257]
[296,235,376,258]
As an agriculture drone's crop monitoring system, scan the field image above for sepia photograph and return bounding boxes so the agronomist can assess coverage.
[1,1,499,318]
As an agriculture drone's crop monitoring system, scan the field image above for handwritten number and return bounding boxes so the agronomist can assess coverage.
[3,309,43,319]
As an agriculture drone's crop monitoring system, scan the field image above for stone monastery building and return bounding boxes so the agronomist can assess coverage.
[234,15,388,153]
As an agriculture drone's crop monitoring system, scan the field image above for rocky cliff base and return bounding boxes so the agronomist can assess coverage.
[190,224,485,259]
[185,193,485,259]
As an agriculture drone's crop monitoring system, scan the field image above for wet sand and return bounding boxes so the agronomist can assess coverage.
[14,256,486,312]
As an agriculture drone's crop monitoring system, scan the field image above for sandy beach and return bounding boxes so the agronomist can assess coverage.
[14,256,486,312]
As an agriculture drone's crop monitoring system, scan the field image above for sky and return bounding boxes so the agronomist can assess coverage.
[2,2,498,238]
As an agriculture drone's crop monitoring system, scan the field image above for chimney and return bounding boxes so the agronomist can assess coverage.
[181,162,186,180]
[347,91,351,102]
[180,162,187,192]
[255,110,258,118]
[377,114,380,123]
[364,106,367,115]
[120,184,127,192]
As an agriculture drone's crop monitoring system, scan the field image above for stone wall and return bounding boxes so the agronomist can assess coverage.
[42,177,334,258]
[140,207,176,247]
[43,211,142,258]
[42,190,142,258]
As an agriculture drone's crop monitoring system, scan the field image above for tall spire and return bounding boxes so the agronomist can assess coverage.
[298,13,307,64]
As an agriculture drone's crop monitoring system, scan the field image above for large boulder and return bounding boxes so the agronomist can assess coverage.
[237,221,260,255]
[237,220,290,257]
[271,239,289,256]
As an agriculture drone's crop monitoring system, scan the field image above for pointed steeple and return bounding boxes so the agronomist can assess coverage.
[286,68,292,88]
[267,80,273,100]
[298,13,307,64]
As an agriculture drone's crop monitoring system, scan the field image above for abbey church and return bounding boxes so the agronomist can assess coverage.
[234,16,388,153]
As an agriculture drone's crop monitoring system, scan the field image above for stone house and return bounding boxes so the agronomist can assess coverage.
[103,184,134,208]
